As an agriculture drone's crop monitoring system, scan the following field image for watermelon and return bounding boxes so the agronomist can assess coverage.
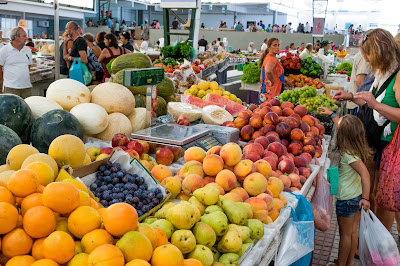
[0,124,22,164]
[0,94,33,143]
[30,109,84,153]
[134,94,146,108]
[181,95,224,109]
[157,76,175,99]
[206,94,246,116]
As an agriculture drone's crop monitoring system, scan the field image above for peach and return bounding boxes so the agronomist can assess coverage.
[287,143,302,156]
[234,116,249,129]
[302,115,316,127]
[282,107,294,117]
[240,125,254,141]
[300,153,312,164]
[203,176,216,185]
[267,142,286,157]
[249,104,258,111]
[278,194,287,206]
[262,216,274,224]
[278,116,285,123]
[263,151,279,163]
[249,114,263,129]
[181,161,205,178]
[291,128,305,142]
[184,147,206,163]
[237,111,252,120]
[263,124,276,133]
[263,157,277,171]
[298,167,312,178]
[278,159,295,174]
[269,208,280,221]
[224,164,235,172]
[287,153,295,161]
[303,137,316,146]
[290,113,302,124]
[176,191,190,201]
[203,154,224,176]
[315,124,325,136]
[266,135,280,144]
[251,130,264,140]
[273,198,284,212]
[302,145,316,158]
[278,175,291,187]
[288,173,301,187]
[220,143,243,166]
[299,122,310,133]
[253,210,269,221]
[294,156,308,168]
[244,152,261,163]
[278,155,294,164]
[269,98,281,106]
[294,105,307,117]
[245,197,268,212]
[174,175,184,183]
[182,174,204,195]
[282,117,299,130]
[264,188,274,197]
[205,182,225,195]
[296,183,303,190]
[156,148,175,165]
[293,168,299,175]
[305,131,317,139]
[266,130,279,138]
[221,121,235,128]
[256,193,274,211]
[315,146,322,158]
[206,146,221,156]
[215,169,237,192]
[275,170,284,176]
[281,139,290,148]
[271,106,282,116]
[243,173,268,196]
[254,159,272,178]
[281,102,294,109]
[222,192,243,203]
[140,160,153,171]
[151,165,173,183]
[234,160,256,179]
[230,187,250,202]
[310,126,320,135]
[267,177,284,198]
[243,143,264,157]
[260,102,272,108]
[264,112,279,125]
[276,122,291,139]
[169,146,185,163]
[299,175,307,185]
[290,187,300,192]
[254,136,270,149]
[259,107,271,119]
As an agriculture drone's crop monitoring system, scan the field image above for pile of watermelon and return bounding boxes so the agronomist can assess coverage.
[181,94,245,116]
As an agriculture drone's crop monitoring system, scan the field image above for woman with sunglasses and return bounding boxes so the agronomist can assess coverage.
[333,28,400,232]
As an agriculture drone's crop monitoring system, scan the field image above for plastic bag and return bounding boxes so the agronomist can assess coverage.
[359,209,400,266]
[276,194,314,266]
[69,58,92,85]
[311,173,333,231]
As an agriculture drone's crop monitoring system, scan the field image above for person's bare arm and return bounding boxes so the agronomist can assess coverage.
[318,107,340,128]
[355,74,367,91]
[97,49,109,63]
[265,61,275,85]
[78,50,88,64]
[92,46,101,58]
[332,90,366,106]
[350,160,371,210]
[125,48,132,54]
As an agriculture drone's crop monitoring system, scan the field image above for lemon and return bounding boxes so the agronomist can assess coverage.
[184,90,191,95]
[229,94,237,101]
[197,90,206,98]
[202,96,207,100]
[223,95,230,99]
[223,91,231,96]
[198,81,208,91]
[210,81,219,90]
[236,98,242,104]
[190,85,199,90]
[189,87,198,95]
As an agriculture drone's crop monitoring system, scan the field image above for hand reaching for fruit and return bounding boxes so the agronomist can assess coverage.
[317,107,333,116]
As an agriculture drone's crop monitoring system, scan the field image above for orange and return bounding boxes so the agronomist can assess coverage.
[97,207,107,218]
[32,238,46,260]
[151,244,184,266]
[125,259,151,266]
[136,223,157,249]
[21,153,59,177]
[55,216,73,237]
[4,255,36,266]
[90,198,100,209]
[36,185,45,193]
[67,206,101,238]
[102,203,138,237]
[0,179,6,187]
[6,144,39,170]
[42,182,79,215]
[23,162,55,186]
[23,206,56,238]
[67,253,88,266]
[15,196,24,205]
[42,231,75,264]
[153,228,169,247]
[184,258,203,266]
[7,169,40,197]
[0,202,18,234]
[21,193,43,215]
[1,228,33,258]
[87,244,125,266]
[81,229,114,254]
[31,259,59,266]
[16,214,23,228]
[0,186,15,205]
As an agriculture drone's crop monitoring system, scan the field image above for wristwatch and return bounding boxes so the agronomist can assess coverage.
[68,56,72,62]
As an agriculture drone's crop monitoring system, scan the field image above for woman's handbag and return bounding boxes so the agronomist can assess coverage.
[69,58,92,85]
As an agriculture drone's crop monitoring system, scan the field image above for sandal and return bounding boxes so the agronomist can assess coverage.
[354,250,359,259]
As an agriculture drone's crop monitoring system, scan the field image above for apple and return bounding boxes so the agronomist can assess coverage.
[138,140,150,154]
[126,140,144,156]
[95,153,109,161]
[100,147,113,155]
[113,146,127,151]
[126,149,140,159]
[111,133,129,147]
[86,147,100,161]
[177,115,190,126]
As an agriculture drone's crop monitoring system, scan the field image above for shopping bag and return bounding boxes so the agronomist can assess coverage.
[377,125,400,212]
[326,166,339,195]
[69,58,92,85]
[276,194,314,266]
[359,209,400,266]
[311,173,333,232]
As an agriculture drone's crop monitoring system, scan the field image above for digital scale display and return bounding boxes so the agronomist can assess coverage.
[194,136,222,151]
[123,68,165,86]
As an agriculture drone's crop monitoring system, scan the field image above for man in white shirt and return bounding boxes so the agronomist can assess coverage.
[286,23,293,34]
[260,38,268,52]
[305,22,311,33]
[0,27,33,98]
[140,37,148,51]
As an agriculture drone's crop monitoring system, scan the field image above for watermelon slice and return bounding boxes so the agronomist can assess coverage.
[206,94,245,116]
[181,95,224,109]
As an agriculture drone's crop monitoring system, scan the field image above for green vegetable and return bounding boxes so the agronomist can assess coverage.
[336,62,353,76]
[161,42,192,60]
[106,58,115,75]
[241,62,261,84]
[300,58,323,77]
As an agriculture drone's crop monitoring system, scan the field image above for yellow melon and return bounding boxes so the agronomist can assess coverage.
[21,153,59,176]
[6,144,39,170]
[0,170,16,185]
[55,168,73,182]
[48,135,86,168]
[0,164,9,173]
[62,179,89,194]
[83,154,91,165]
[23,162,55,186]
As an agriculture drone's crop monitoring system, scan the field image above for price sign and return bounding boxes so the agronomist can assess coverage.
[123,68,165,87]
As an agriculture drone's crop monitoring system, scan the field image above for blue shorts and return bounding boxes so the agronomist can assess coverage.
[336,195,362,218]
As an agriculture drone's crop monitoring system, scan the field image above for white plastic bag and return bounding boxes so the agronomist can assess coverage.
[359,209,400,266]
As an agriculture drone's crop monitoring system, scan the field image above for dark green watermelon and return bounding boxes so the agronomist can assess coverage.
[0,124,22,164]
[0,94,33,143]
[30,109,84,153]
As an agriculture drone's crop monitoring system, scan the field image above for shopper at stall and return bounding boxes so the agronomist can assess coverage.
[0,27,32,98]
[247,42,257,53]
[299,43,313,59]
[217,42,226,53]
[336,45,347,58]
[60,32,72,79]
[198,35,207,52]
[143,20,149,40]
[318,40,329,57]
[83,33,104,84]
[96,32,107,50]
[26,37,34,48]
[172,18,180,29]
[140,37,148,52]
[98,33,131,82]
[288,43,297,54]
[0,31,4,50]
[120,32,134,51]
[235,22,243,32]
[260,38,268,52]
[259,38,292,103]
[333,28,400,231]
[305,21,311,33]
[63,21,88,71]
[259,20,265,30]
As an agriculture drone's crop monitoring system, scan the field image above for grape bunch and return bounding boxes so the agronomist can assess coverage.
[90,161,164,217]
[298,94,338,114]
[278,86,317,103]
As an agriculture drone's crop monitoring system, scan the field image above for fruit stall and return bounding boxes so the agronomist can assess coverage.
[0,51,339,266]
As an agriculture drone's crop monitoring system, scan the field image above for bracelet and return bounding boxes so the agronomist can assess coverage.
[350,92,354,101]
[362,197,369,202]
[331,113,337,118]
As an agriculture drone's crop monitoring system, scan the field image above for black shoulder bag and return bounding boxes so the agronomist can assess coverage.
[357,70,399,149]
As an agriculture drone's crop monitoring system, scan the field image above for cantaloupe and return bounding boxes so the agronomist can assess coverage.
[46,79,91,111]
[48,135,86,169]
[70,103,109,135]
[91,83,135,116]
[127,108,147,133]
[95,113,132,141]
[24,96,63,119]
[202,105,233,125]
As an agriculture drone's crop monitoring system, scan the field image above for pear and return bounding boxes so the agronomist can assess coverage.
[228,224,251,243]
[237,242,252,258]
[221,199,248,225]
[150,219,175,238]
[200,211,229,236]
[143,217,158,224]
[154,202,177,218]
[192,222,217,248]
[219,253,240,265]
[245,219,264,240]
[243,238,253,244]
[210,247,221,262]
[189,196,206,215]
[191,204,201,222]
[187,245,214,266]
[193,186,220,205]
[166,202,197,230]
[237,202,253,219]
[205,205,223,214]
[170,229,196,254]
[217,229,242,253]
